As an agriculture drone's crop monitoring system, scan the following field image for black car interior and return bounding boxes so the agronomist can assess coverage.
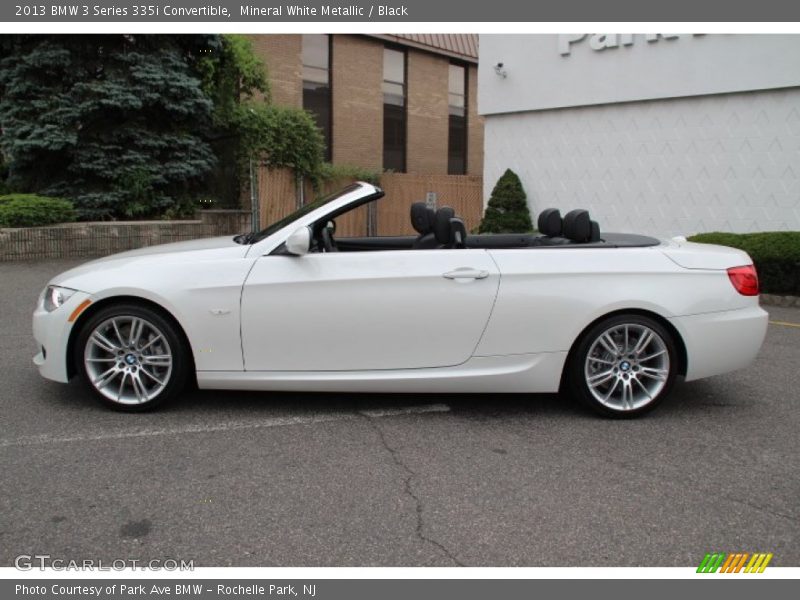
[312,201,658,253]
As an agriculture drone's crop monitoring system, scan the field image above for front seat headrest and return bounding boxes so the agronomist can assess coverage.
[563,209,592,243]
[434,207,455,244]
[538,208,562,237]
[410,202,435,235]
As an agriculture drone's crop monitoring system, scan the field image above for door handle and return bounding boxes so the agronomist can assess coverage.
[442,268,490,280]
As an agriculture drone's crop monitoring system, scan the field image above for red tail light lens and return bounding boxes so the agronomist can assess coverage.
[727,265,759,296]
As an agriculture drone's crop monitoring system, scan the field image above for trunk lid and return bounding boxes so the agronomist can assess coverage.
[660,238,753,270]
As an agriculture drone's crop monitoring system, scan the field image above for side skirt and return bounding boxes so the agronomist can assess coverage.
[196,352,568,394]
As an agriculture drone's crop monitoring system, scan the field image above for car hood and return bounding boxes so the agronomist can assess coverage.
[98,235,245,259]
[50,236,250,290]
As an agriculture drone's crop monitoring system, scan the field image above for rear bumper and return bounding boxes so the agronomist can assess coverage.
[669,304,768,382]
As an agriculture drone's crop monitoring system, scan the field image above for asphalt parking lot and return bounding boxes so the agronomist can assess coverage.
[1,259,798,567]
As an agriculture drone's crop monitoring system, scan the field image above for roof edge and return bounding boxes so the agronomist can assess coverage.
[365,34,478,64]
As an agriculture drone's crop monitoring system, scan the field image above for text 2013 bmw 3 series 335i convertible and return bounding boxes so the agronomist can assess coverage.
[32,183,768,417]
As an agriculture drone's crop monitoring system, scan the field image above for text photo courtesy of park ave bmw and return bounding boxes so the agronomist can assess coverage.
[1,0,799,595]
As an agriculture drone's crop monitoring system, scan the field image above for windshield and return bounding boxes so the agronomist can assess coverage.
[247,183,361,244]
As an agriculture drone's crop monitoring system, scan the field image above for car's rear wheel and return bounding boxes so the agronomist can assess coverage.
[75,303,189,411]
[567,314,678,418]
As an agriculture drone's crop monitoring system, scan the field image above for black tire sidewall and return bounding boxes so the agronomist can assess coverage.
[568,314,678,418]
[75,303,188,411]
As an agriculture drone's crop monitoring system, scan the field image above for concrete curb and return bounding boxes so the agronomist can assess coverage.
[761,294,800,308]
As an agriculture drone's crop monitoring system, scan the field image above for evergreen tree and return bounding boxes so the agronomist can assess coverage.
[478,168,534,233]
[0,35,219,219]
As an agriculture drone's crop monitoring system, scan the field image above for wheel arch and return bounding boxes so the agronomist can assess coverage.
[66,295,197,382]
[560,308,688,392]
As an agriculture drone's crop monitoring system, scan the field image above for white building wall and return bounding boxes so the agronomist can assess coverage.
[484,87,800,237]
[480,34,800,237]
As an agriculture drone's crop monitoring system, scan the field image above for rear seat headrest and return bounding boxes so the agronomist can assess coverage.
[538,208,562,237]
[434,207,455,244]
[563,209,592,243]
[410,202,435,235]
[590,220,601,243]
[450,217,467,248]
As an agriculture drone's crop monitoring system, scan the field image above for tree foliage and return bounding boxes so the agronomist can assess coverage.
[198,34,274,207]
[200,34,271,127]
[478,169,534,233]
[0,35,218,220]
[0,34,328,219]
[235,103,325,178]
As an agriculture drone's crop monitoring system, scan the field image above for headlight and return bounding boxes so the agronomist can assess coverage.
[44,286,77,312]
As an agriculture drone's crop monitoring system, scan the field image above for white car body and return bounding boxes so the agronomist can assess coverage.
[33,183,768,402]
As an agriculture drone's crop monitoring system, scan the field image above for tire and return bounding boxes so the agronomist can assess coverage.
[566,314,678,418]
[75,303,190,412]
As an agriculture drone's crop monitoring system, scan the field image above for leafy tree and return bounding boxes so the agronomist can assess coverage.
[198,35,273,208]
[198,35,325,204]
[478,168,534,233]
[234,103,324,178]
[200,34,271,126]
[0,35,218,219]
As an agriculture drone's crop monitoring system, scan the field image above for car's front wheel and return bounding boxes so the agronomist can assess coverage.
[75,303,189,411]
[567,314,678,418]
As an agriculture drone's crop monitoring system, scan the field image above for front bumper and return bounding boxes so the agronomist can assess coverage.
[32,290,93,383]
[669,304,769,382]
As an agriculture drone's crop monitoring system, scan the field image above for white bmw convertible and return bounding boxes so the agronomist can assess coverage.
[33,182,768,417]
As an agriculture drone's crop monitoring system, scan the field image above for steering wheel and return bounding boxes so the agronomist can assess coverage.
[320,223,337,252]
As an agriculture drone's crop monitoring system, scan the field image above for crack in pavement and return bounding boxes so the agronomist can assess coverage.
[358,410,466,567]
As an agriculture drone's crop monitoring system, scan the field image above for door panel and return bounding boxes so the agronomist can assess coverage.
[241,249,500,371]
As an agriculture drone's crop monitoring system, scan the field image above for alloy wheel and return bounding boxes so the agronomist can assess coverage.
[583,323,670,411]
[83,316,173,405]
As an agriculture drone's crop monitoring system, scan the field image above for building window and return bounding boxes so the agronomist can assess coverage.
[382,47,406,172]
[448,63,468,175]
[302,34,332,162]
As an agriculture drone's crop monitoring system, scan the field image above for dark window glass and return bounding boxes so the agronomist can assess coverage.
[448,64,467,175]
[302,34,332,162]
[383,48,406,172]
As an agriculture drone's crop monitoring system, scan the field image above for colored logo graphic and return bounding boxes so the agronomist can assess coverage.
[697,552,773,573]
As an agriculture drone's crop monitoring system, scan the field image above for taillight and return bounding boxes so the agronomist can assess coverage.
[727,265,759,296]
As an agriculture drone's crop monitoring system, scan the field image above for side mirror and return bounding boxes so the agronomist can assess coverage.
[285,226,311,256]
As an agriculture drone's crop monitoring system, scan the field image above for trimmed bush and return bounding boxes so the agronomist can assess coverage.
[688,231,800,296]
[478,169,534,233]
[0,194,77,228]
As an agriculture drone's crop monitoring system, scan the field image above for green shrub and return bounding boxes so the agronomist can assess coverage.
[688,231,800,296]
[0,194,77,227]
[478,169,534,233]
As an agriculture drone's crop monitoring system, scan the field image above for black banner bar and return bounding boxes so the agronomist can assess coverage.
[3,0,800,23]
[3,579,797,600]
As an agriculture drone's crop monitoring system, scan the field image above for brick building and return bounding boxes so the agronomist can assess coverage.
[248,34,483,177]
